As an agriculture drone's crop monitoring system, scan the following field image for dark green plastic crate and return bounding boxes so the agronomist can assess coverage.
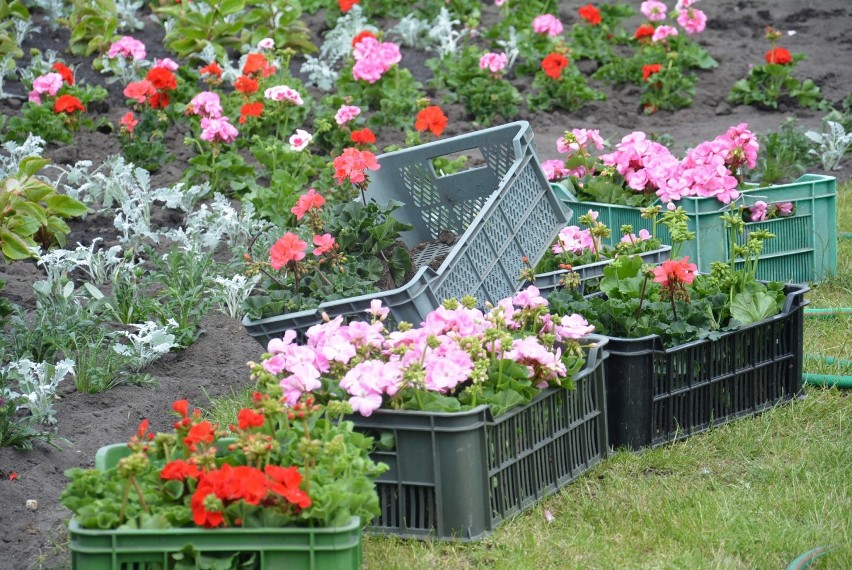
[599,283,808,450]
[349,336,609,541]
[553,174,836,282]
[68,447,363,570]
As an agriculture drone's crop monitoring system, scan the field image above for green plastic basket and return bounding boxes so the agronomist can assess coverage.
[553,174,837,283]
[68,447,362,570]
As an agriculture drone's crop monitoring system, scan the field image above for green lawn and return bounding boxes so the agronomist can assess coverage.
[362,182,852,569]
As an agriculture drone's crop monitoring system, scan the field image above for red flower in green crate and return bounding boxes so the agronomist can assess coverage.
[160,459,202,481]
[265,465,312,509]
[578,4,602,25]
[415,105,448,137]
[270,232,308,270]
[765,47,792,65]
[541,52,569,79]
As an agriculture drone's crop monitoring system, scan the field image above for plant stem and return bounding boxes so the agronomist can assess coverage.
[131,476,150,513]
[636,275,649,319]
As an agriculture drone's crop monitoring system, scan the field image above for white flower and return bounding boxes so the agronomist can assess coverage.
[257,37,275,50]
[289,129,312,152]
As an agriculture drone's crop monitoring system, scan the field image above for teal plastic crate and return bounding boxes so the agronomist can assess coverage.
[69,446,362,570]
[552,174,837,283]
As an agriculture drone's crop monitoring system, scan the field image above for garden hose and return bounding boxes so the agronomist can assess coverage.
[802,308,852,389]
[786,546,834,570]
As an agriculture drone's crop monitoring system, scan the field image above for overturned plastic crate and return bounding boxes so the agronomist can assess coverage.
[350,336,608,541]
[552,174,836,283]
[601,283,807,450]
[525,246,672,297]
[243,121,570,347]
[68,446,362,570]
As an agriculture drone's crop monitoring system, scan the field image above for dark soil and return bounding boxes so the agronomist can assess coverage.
[1,1,851,568]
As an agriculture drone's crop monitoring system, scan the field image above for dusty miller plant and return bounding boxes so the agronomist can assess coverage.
[64,238,131,286]
[24,0,66,27]
[210,274,261,319]
[0,135,47,177]
[428,8,465,59]
[496,26,520,70]
[388,15,434,49]
[115,0,144,31]
[2,358,75,425]
[112,320,178,372]
[806,120,852,171]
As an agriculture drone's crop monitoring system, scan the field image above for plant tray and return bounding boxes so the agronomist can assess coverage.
[68,450,362,570]
[553,174,837,283]
[525,246,671,297]
[348,335,609,541]
[600,283,808,450]
[243,121,570,346]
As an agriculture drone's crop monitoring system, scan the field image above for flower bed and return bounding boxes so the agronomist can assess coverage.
[349,335,609,541]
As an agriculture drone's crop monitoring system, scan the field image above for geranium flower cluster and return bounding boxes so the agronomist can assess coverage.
[638,0,707,37]
[352,36,402,83]
[259,294,594,417]
[577,123,759,204]
[123,58,178,110]
[28,63,85,115]
[746,200,794,222]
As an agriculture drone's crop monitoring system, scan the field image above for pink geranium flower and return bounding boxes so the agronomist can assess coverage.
[312,234,335,256]
[200,116,238,143]
[291,188,325,219]
[188,91,223,118]
[677,8,707,34]
[333,148,381,185]
[651,25,679,42]
[640,0,668,22]
[289,129,312,151]
[335,105,361,125]
[479,52,508,73]
[532,14,563,36]
[107,36,146,60]
[264,85,303,105]
[270,232,307,270]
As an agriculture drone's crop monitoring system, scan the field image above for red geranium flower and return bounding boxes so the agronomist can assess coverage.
[237,408,265,430]
[765,47,792,65]
[578,4,602,25]
[653,257,698,287]
[51,62,74,85]
[148,91,170,109]
[239,101,264,124]
[199,61,222,78]
[270,232,308,270]
[184,420,215,450]
[642,63,663,81]
[414,105,448,137]
[234,75,259,95]
[265,465,312,509]
[242,53,275,77]
[351,30,376,48]
[123,80,156,104]
[541,53,569,79]
[161,459,202,481]
[350,127,376,145]
[290,188,325,220]
[145,67,177,91]
[338,0,359,12]
[634,24,655,40]
[173,400,189,417]
[54,94,85,114]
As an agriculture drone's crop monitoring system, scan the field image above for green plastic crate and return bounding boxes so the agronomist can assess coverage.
[553,174,837,283]
[349,336,609,541]
[68,447,362,570]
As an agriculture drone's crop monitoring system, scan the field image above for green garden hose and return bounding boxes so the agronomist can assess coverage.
[803,309,852,389]
[786,546,833,570]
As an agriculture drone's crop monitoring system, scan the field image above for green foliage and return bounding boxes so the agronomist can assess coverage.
[528,65,606,113]
[0,157,88,262]
[0,0,29,61]
[749,118,815,185]
[183,145,255,196]
[155,0,313,61]
[641,63,696,114]
[728,56,825,110]
[567,4,635,64]
[337,66,426,131]
[61,0,118,56]
[4,83,109,145]
[118,110,173,173]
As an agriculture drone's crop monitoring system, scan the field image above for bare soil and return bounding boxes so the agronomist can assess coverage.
[1,1,850,568]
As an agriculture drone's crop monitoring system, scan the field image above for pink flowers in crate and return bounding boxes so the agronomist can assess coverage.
[108,36,146,61]
[259,291,595,415]
[352,37,401,83]
[552,224,597,255]
[479,52,508,74]
[557,128,606,155]
[270,233,308,270]
[532,14,563,36]
[200,116,238,144]
[621,229,653,244]
[541,159,570,181]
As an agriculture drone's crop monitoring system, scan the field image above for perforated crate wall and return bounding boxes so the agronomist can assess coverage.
[552,174,836,283]
[244,122,569,347]
[602,283,807,450]
[349,336,608,541]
